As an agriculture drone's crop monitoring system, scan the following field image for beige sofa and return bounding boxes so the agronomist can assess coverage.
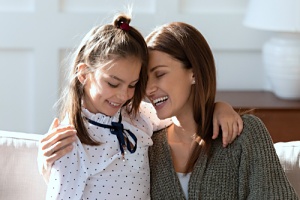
[0,130,299,200]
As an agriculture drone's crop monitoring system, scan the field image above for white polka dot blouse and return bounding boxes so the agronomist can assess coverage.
[46,101,171,200]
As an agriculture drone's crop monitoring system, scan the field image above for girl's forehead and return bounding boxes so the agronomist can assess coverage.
[101,56,141,70]
[97,57,142,80]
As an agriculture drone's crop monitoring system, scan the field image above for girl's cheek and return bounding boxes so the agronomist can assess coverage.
[129,89,135,100]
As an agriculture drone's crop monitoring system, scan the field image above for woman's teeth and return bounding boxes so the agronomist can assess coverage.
[153,96,168,106]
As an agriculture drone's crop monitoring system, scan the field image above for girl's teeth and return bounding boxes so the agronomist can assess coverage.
[109,101,120,106]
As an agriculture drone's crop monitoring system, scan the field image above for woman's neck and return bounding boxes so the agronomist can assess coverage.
[167,114,197,173]
[170,113,197,142]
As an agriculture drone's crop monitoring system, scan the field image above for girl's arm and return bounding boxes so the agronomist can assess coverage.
[213,101,243,147]
[147,101,243,147]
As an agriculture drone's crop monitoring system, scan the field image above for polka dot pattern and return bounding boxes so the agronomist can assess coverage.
[46,102,170,200]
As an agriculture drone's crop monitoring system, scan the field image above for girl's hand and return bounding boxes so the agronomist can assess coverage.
[37,118,77,183]
[213,101,243,147]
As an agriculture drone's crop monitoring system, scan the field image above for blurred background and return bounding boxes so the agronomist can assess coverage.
[0,0,273,134]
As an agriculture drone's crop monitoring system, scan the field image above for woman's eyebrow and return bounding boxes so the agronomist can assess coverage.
[149,65,166,73]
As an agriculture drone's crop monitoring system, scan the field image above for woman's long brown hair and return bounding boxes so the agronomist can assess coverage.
[146,22,216,172]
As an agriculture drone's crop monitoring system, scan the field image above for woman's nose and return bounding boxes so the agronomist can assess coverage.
[146,78,156,97]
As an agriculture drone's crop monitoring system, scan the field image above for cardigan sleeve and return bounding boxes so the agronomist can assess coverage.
[238,114,299,199]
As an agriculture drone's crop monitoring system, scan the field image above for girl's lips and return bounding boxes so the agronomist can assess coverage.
[107,100,122,108]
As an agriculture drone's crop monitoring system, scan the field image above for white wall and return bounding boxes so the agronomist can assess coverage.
[0,0,273,134]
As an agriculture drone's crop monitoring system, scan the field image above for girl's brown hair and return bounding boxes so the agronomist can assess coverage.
[146,22,216,172]
[58,14,148,145]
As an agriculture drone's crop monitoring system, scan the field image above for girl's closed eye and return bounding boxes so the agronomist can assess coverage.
[129,83,137,88]
[108,82,119,88]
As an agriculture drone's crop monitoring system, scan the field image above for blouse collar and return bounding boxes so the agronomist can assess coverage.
[81,107,121,125]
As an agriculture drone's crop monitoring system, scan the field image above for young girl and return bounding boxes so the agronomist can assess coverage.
[43,14,243,199]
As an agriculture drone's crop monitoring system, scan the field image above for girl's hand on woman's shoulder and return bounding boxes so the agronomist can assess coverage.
[213,101,243,147]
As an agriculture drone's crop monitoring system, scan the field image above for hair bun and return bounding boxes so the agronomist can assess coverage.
[114,14,131,29]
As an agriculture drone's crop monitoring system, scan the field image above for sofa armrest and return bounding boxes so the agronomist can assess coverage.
[0,131,46,200]
[274,141,300,197]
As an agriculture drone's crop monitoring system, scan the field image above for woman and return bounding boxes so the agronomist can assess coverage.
[146,22,298,199]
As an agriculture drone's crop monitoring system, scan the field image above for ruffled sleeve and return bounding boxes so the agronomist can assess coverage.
[138,101,172,132]
[46,137,89,200]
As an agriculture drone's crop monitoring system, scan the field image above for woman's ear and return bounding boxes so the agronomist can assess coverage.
[190,71,195,85]
[77,63,87,84]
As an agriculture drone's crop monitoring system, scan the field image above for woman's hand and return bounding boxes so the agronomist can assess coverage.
[213,101,243,147]
[37,118,77,183]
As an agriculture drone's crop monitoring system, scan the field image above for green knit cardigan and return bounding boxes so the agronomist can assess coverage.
[149,114,299,200]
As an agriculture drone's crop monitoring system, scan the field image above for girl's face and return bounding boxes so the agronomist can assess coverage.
[146,50,194,119]
[79,56,141,116]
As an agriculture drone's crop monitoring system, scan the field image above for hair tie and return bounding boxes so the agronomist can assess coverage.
[120,21,130,31]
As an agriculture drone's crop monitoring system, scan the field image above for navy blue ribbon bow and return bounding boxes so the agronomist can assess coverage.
[85,113,137,161]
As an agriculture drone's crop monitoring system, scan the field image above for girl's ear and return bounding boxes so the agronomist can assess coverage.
[77,63,87,84]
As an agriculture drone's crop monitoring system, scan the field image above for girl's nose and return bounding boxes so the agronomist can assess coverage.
[117,88,129,101]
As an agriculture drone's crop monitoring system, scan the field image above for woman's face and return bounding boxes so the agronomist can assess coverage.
[79,56,141,116]
[146,50,194,119]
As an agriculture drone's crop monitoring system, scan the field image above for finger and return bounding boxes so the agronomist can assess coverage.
[232,121,239,137]
[49,118,59,132]
[41,128,76,152]
[237,118,244,135]
[212,119,220,139]
[227,124,235,144]
[229,122,239,143]
[45,145,73,166]
[221,122,229,147]
[49,127,76,144]
[41,124,75,143]
[40,118,60,142]
[44,135,76,157]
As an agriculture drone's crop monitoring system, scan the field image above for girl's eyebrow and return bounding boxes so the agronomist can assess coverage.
[109,75,139,84]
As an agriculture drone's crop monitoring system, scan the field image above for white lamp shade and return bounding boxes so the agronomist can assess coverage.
[244,0,300,32]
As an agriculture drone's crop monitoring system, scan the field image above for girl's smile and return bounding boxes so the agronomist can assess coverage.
[79,56,142,116]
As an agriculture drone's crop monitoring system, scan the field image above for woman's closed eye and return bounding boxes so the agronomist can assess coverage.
[155,72,166,78]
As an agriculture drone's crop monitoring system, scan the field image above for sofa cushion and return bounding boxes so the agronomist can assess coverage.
[0,131,46,200]
[274,141,300,197]
[0,131,299,199]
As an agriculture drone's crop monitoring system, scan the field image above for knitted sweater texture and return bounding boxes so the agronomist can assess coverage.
[149,114,299,200]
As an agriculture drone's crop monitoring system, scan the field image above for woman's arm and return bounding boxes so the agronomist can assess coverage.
[238,115,298,199]
[37,118,76,183]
